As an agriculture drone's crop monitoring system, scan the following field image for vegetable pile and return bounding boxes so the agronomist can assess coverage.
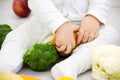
[0,24,12,49]
[92,45,120,80]
[23,43,59,71]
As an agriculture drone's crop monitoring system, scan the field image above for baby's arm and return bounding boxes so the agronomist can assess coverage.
[77,0,112,44]
[28,0,67,33]
[29,0,76,54]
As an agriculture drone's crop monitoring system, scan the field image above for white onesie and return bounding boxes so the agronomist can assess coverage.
[0,0,119,80]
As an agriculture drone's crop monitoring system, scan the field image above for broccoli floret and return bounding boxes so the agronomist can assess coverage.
[0,24,12,49]
[23,43,59,71]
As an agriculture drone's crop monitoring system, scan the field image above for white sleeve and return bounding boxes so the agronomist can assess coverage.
[86,0,112,24]
[28,0,67,33]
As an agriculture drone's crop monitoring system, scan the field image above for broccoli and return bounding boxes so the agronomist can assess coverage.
[23,43,59,71]
[0,24,12,49]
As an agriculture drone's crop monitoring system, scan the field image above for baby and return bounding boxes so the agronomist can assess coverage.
[0,0,119,80]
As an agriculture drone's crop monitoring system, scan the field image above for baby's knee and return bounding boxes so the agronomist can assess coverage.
[99,25,119,45]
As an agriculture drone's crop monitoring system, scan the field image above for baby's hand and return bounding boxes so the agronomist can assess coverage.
[77,15,101,44]
[55,22,75,54]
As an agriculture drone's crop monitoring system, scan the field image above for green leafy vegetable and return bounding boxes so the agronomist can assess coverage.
[0,24,12,49]
[23,43,59,71]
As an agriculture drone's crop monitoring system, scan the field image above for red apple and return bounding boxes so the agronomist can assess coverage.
[12,0,31,18]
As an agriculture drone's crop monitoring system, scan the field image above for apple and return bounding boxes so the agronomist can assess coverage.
[12,0,31,18]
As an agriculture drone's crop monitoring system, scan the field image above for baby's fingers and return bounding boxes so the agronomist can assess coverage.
[88,33,95,42]
[64,44,72,54]
[88,32,98,42]
[56,45,66,52]
[95,32,99,38]
[82,31,89,43]
[77,29,84,44]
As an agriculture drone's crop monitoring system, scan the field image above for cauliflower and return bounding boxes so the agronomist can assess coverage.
[0,24,12,48]
[23,43,59,71]
[92,45,120,80]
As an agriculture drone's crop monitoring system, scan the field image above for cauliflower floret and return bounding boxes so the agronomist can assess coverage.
[92,45,120,80]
